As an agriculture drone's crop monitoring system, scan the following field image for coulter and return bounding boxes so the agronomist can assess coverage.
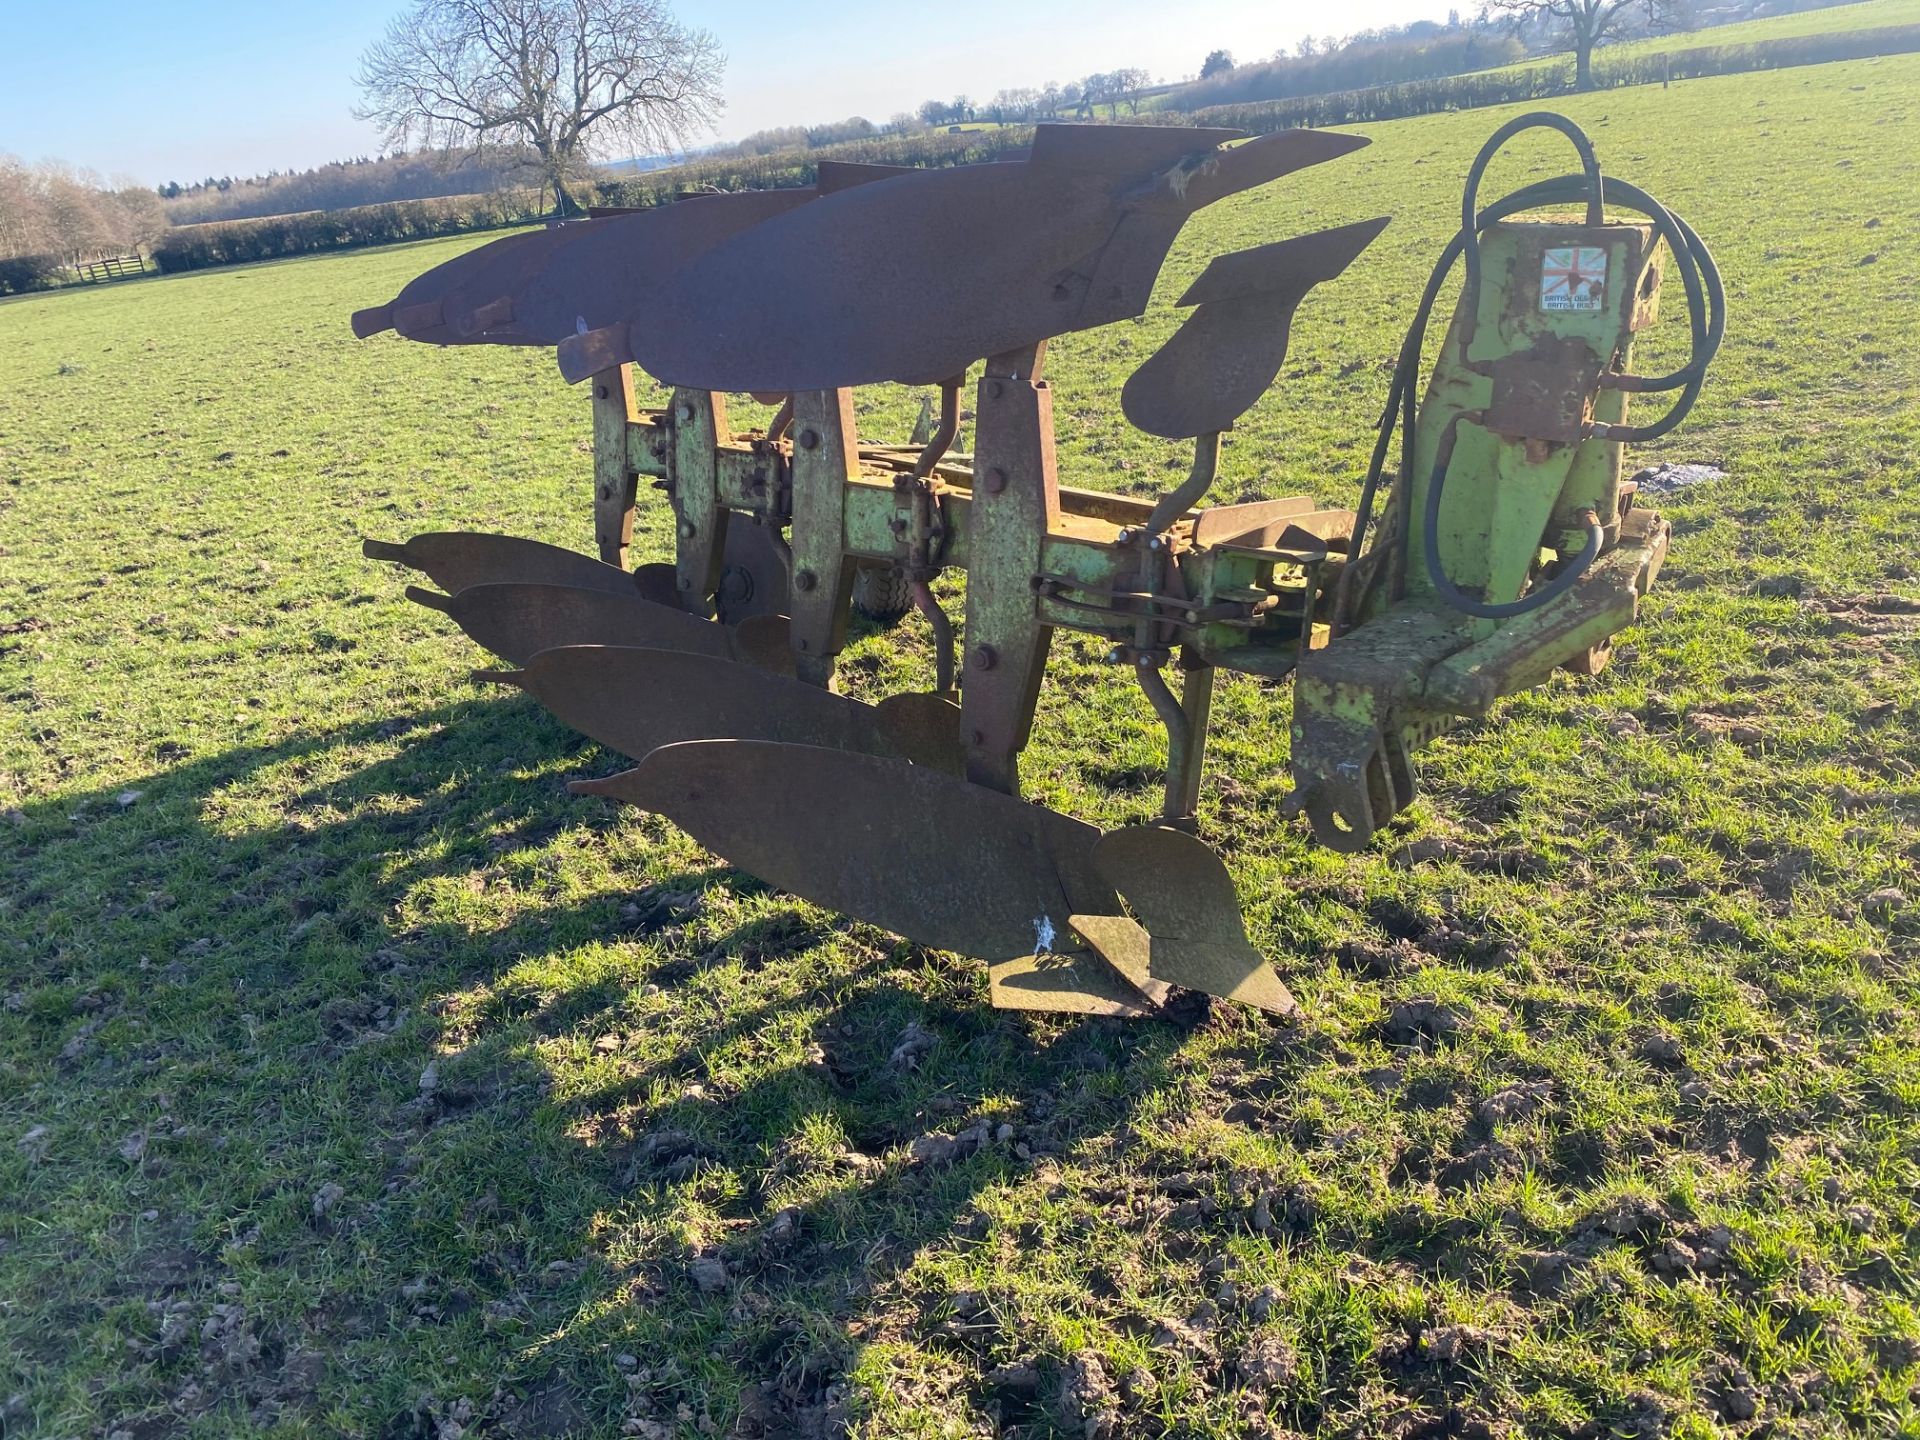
[355,114,1723,1019]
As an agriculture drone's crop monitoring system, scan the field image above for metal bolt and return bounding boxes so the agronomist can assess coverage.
[677,577,693,591]
[596,384,610,400]
[1106,646,1125,664]
[678,520,696,538]
[972,644,998,672]
[970,728,987,746]
[1116,528,1134,544]
[987,380,1005,400]
[797,429,820,450]
[983,467,1007,495]
[794,569,817,592]
[678,401,697,422]
[1147,535,1164,551]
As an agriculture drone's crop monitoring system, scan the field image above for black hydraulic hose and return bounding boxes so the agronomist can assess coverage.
[1345,116,1722,620]
[1459,112,1605,324]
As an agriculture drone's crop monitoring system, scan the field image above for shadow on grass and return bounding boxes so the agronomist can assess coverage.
[0,690,1246,1438]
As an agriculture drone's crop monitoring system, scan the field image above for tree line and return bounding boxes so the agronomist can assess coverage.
[0,159,166,294]
[158,148,538,225]
[1163,22,1527,109]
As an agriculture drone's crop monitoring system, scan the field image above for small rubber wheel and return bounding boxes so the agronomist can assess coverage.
[851,563,914,627]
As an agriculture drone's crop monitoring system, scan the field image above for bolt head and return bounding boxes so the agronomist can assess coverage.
[794,569,817,592]
[972,644,998,672]
[677,401,697,422]
[1106,647,1125,664]
[797,429,820,450]
[678,520,696,538]
[983,467,1008,495]
[1117,528,1134,544]
[987,380,1005,400]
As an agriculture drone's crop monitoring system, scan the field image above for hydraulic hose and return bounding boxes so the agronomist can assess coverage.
[1346,113,1724,621]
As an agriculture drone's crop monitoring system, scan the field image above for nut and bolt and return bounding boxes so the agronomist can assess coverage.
[983,467,1008,495]
[797,429,820,450]
[794,569,818,593]
[677,401,697,422]
[972,644,998,672]
[987,380,1005,400]
[677,520,696,538]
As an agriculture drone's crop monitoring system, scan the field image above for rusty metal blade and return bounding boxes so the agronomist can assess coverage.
[630,125,1371,392]
[1123,217,1389,439]
[869,692,963,773]
[356,226,583,345]
[454,189,813,345]
[1174,215,1389,308]
[1067,914,1174,1008]
[1092,826,1296,1013]
[411,582,791,670]
[1133,128,1373,212]
[364,532,645,598]
[988,950,1158,1018]
[484,646,953,770]
[572,740,1116,961]
[633,562,681,606]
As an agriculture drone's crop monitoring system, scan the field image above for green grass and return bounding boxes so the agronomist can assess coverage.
[1474,0,1920,83]
[1605,0,1920,56]
[4,55,1919,1440]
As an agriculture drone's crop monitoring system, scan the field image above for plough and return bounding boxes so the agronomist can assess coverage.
[354,113,1722,1018]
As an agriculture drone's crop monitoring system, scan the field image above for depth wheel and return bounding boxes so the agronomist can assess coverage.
[852,563,914,628]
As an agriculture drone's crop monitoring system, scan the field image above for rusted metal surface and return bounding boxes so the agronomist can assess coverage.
[407,582,792,670]
[363,532,652,598]
[1122,217,1390,439]
[629,126,1370,392]
[356,164,911,353]
[1091,827,1294,1012]
[574,739,1120,963]
[481,646,960,771]
[350,115,1711,1024]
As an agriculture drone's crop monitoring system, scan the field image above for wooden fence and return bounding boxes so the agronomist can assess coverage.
[74,254,147,283]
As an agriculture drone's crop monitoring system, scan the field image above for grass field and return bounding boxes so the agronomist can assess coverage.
[3,54,1919,1440]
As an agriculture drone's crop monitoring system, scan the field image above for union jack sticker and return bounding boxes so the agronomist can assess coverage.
[1541,246,1607,312]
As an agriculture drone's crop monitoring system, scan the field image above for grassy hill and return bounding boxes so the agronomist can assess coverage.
[2,52,1917,1439]
[1476,0,1920,82]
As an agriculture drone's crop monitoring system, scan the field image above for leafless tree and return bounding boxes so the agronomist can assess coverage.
[355,0,724,214]
[1481,0,1667,89]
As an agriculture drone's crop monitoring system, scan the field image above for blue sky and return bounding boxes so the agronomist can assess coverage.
[1,0,1444,185]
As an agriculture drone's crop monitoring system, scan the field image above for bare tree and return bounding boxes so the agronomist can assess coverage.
[355,0,724,214]
[1482,0,1663,89]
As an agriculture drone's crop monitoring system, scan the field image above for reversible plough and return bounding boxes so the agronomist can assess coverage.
[354,113,1722,1019]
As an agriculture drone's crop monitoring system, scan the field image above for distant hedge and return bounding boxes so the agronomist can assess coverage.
[0,254,65,296]
[590,128,1034,209]
[149,190,544,274]
[1188,23,1920,132]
